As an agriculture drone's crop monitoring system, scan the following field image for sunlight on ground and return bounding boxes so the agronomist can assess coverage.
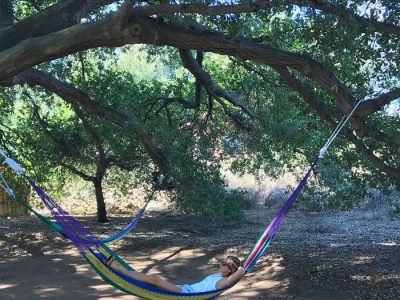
[63,248,81,256]
[51,258,63,262]
[376,241,398,246]
[89,284,114,291]
[0,284,17,290]
[329,242,348,248]
[88,282,154,299]
[33,287,62,297]
[351,256,375,265]
[351,274,400,282]
[97,295,133,300]
[74,264,90,273]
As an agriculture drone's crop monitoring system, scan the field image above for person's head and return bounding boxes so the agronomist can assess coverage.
[219,256,240,277]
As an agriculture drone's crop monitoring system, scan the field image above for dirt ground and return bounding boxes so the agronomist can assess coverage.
[1,204,399,300]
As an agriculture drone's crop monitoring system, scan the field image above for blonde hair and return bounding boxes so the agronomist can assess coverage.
[225,256,240,275]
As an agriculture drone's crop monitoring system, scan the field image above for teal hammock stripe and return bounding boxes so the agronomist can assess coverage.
[98,188,156,244]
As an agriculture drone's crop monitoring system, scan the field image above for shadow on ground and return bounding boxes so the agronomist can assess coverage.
[1,207,399,299]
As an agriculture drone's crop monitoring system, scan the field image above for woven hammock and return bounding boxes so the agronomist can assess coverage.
[0,157,317,299]
[0,99,361,300]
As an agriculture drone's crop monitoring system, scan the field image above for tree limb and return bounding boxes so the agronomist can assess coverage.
[274,66,399,149]
[0,0,114,52]
[117,0,134,27]
[274,65,400,178]
[178,48,254,117]
[214,97,252,132]
[70,102,109,176]
[30,101,81,158]
[0,15,355,118]
[131,1,400,37]
[194,50,203,106]
[59,161,95,182]
[159,96,199,109]
[356,88,400,117]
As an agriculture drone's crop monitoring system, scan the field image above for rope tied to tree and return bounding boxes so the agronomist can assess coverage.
[318,99,364,158]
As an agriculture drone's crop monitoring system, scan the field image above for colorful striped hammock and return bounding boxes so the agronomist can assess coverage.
[0,154,317,299]
[1,99,360,299]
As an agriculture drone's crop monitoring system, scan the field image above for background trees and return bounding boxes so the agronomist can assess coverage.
[0,1,399,221]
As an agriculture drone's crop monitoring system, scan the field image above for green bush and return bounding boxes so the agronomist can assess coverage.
[168,160,250,223]
[299,180,365,211]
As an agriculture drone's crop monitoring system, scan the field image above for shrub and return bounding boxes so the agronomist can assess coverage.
[169,161,250,223]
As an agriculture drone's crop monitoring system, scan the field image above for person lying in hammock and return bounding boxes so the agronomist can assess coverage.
[106,255,245,293]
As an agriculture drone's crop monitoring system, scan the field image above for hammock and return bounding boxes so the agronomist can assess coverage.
[0,100,362,299]
[1,168,235,299]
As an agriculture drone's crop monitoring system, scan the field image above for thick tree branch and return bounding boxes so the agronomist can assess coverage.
[159,96,199,109]
[0,15,356,118]
[305,0,400,37]
[343,129,400,181]
[131,1,400,37]
[0,0,114,52]
[0,12,397,178]
[59,162,95,182]
[117,0,134,27]
[178,48,254,117]
[274,66,399,149]
[274,65,400,179]
[356,88,400,117]
[195,50,203,106]
[273,65,336,127]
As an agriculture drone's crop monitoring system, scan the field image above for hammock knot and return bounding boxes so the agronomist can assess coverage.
[5,187,15,197]
[318,146,328,158]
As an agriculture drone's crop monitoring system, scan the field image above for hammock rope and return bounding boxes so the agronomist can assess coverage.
[0,99,363,299]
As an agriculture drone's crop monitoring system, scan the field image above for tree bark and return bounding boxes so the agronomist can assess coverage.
[93,178,107,223]
[0,0,13,27]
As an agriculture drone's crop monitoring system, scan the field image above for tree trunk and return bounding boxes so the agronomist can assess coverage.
[93,178,107,223]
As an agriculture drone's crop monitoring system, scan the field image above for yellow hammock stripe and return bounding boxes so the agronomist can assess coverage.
[84,247,224,300]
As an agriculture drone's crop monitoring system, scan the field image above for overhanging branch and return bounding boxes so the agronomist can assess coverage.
[131,1,400,37]
[0,0,114,52]
[178,48,254,117]
[274,65,400,178]
[356,88,400,117]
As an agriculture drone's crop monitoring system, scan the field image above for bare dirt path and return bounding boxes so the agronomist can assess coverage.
[1,205,399,299]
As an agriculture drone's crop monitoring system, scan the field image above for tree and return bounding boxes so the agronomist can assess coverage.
[0,1,399,214]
